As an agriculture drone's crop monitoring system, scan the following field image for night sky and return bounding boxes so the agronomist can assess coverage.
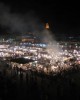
[0,0,80,37]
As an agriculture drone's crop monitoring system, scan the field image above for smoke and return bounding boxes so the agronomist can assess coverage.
[41,29,62,64]
[0,2,43,36]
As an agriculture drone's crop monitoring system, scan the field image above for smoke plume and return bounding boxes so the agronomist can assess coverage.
[41,30,62,62]
[0,2,43,36]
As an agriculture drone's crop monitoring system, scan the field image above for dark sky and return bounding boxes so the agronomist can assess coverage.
[0,0,80,37]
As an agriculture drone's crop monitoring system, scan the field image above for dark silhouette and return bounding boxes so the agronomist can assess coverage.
[0,64,80,100]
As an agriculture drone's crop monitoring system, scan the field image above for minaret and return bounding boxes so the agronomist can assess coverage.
[45,23,49,29]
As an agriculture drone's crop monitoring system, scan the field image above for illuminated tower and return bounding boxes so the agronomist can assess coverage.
[45,23,49,30]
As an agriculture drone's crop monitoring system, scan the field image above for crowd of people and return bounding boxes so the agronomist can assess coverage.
[0,63,80,100]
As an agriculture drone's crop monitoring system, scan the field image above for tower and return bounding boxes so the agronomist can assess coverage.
[45,23,49,30]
